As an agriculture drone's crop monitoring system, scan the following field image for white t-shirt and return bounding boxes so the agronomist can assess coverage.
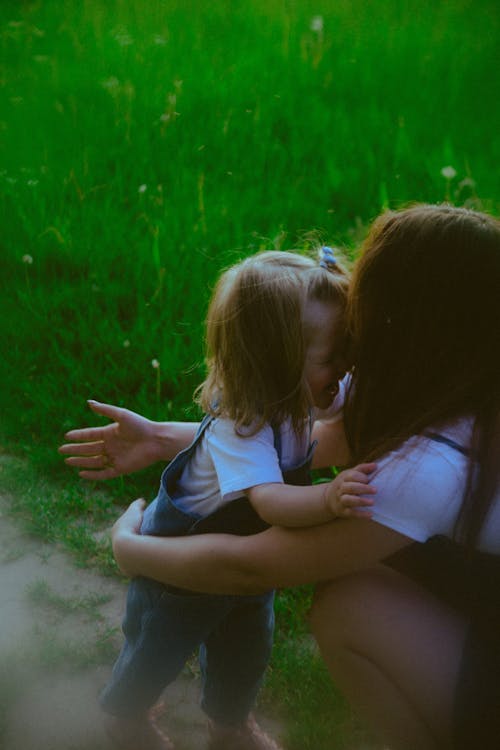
[171,417,309,516]
[171,393,344,517]
[369,417,500,555]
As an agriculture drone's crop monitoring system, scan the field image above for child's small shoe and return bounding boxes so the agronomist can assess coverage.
[104,709,175,750]
[207,714,283,750]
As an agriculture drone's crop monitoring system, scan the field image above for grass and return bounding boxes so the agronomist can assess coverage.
[25,578,113,620]
[1,1,499,748]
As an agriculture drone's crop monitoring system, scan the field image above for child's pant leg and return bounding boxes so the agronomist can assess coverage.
[199,591,275,725]
[100,578,234,717]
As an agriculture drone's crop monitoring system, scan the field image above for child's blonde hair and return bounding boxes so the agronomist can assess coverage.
[196,249,349,434]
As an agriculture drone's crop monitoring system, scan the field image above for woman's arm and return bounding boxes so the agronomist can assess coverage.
[312,417,351,468]
[59,400,198,479]
[112,499,412,594]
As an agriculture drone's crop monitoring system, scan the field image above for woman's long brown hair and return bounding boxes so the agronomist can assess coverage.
[344,204,500,548]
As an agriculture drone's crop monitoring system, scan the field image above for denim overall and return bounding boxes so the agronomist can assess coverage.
[100,414,316,725]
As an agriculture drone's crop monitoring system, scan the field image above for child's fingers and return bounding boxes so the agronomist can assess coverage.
[340,481,377,496]
[343,469,376,485]
[352,462,377,475]
[340,494,375,507]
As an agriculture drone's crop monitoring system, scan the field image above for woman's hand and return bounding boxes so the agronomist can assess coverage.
[59,401,164,480]
[111,498,146,577]
[59,401,198,480]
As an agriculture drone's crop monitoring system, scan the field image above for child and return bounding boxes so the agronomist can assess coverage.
[101,248,376,750]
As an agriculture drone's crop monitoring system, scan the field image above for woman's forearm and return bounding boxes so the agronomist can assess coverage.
[111,501,411,595]
[312,417,351,468]
[113,527,269,594]
[152,421,199,462]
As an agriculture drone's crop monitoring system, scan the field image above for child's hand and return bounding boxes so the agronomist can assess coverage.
[325,463,377,518]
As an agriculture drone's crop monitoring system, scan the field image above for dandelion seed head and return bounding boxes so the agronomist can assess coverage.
[22,254,33,264]
[310,15,324,33]
[151,359,160,369]
[123,339,131,348]
[441,165,457,180]
[138,184,147,193]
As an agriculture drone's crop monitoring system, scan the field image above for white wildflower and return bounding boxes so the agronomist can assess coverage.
[310,15,324,33]
[151,359,160,369]
[440,165,457,180]
[22,254,33,264]
[138,184,147,193]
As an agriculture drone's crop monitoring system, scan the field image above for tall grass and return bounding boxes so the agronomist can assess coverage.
[1,0,498,468]
[1,2,498,746]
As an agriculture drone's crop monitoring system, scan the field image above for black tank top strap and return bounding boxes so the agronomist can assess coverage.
[423,431,470,457]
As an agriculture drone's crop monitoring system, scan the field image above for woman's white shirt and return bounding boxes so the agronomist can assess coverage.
[370,418,500,554]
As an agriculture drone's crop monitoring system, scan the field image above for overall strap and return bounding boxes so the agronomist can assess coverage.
[271,409,315,467]
[272,422,282,463]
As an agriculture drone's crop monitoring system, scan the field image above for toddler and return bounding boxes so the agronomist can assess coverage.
[101,248,376,750]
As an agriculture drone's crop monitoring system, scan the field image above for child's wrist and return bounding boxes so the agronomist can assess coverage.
[322,482,337,518]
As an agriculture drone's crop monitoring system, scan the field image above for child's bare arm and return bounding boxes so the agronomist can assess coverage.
[247,466,376,527]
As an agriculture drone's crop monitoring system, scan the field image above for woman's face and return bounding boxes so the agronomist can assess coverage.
[303,300,349,410]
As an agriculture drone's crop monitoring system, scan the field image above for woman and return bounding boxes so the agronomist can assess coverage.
[60,205,500,750]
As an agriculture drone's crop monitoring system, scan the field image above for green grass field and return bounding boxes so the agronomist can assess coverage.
[1,1,499,747]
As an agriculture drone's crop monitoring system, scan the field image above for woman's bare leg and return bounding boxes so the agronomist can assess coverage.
[310,565,467,750]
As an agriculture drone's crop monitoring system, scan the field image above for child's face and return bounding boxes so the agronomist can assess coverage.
[303,300,349,410]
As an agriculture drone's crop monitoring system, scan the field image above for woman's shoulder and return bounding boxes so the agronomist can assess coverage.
[377,418,473,485]
[370,420,473,543]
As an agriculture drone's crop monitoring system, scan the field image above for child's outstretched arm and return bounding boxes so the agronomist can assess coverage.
[247,463,376,527]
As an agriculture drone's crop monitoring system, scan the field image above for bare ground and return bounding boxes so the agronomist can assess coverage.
[0,504,284,750]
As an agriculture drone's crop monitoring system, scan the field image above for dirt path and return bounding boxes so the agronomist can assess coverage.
[0,505,284,750]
